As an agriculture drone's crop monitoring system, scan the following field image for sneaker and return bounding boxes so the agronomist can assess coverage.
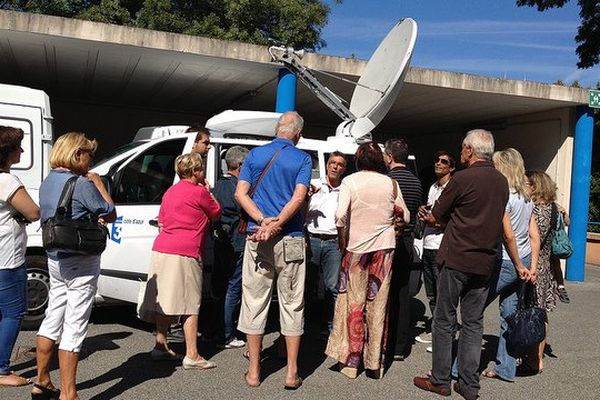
[151,348,184,361]
[426,346,432,353]
[415,332,433,344]
[556,286,570,304]
[218,338,246,349]
[182,356,216,370]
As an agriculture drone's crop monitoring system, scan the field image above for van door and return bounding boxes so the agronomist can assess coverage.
[97,137,187,304]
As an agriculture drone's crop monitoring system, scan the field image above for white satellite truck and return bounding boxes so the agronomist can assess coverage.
[8,18,418,328]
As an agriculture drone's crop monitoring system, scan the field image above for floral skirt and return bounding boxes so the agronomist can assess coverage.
[325,248,394,370]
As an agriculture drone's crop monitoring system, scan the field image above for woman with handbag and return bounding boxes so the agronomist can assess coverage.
[524,170,565,373]
[33,132,115,400]
[480,148,540,382]
[138,152,221,369]
[0,126,40,389]
[325,142,409,380]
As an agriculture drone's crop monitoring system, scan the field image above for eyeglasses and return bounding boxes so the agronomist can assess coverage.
[434,157,450,166]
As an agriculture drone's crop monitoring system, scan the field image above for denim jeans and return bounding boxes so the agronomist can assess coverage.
[224,254,243,341]
[422,248,440,317]
[487,254,531,381]
[0,264,27,374]
[308,236,342,331]
[432,267,490,399]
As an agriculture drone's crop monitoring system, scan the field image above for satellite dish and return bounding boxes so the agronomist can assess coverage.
[270,18,417,142]
[344,18,417,139]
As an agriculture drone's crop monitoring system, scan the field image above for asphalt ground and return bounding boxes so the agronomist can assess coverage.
[5,265,600,400]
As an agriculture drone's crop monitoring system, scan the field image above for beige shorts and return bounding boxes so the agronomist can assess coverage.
[237,235,306,336]
[138,251,203,322]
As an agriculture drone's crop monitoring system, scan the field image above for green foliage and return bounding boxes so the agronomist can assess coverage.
[516,0,600,68]
[0,0,331,50]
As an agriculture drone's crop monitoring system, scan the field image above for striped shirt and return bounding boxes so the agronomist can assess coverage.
[388,166,422,232]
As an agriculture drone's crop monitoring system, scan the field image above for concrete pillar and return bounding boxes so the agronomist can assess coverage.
[275,68,296,113]
[566,106,594,281]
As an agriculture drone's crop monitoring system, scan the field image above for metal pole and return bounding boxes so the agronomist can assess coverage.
[566,106,594,281]
[275,68,297,113]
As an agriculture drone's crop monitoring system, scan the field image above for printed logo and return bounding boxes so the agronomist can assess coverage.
[111,216,123,244]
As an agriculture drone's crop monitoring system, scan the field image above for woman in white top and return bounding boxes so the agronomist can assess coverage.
[325,142,409,380]
[0,126,40,388]
[483,148,540,381]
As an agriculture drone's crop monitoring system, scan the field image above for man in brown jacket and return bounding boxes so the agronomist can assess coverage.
[413,129,509,400]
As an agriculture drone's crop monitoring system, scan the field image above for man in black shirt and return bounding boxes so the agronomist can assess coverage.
[384,138,422,361]
[213,146,249,349]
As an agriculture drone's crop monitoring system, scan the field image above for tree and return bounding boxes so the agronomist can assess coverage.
[0,0,332,51]
[516,0,600,68]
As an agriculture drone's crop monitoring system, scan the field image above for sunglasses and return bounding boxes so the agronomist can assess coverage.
[434,157,450,166]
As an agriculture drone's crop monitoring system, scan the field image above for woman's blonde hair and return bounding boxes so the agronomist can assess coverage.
[525,170,557,204]
[175,152,203,179]
[49,132,97,173]
[493,148,529,201]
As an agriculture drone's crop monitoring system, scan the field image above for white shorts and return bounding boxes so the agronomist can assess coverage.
[37,255,100,353]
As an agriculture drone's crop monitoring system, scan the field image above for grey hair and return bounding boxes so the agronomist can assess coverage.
[225,145,249,170]
[275,111,304,138]
[463,129,495,160]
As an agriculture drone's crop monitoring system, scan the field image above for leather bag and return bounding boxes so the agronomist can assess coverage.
[506,283,546,349]
[550,203,574,259]
[42,176,109,255]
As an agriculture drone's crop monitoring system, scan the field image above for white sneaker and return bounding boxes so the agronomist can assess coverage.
[218,338,246,349]
[415,333,432,344]
[426,346,432,353]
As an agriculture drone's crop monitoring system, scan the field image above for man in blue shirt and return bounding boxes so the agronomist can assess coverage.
[235,111,311,390]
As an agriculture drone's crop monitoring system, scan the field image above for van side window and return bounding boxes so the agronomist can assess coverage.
[306,151,319,179]
[113,138,186,204]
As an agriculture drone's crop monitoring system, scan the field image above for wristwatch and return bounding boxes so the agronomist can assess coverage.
[257,216,265,225]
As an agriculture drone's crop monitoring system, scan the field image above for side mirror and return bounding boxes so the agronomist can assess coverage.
[100,175,113,195]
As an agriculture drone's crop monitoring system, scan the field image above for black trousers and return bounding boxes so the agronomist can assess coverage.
[387,235,414,358]
[431,267,490,398]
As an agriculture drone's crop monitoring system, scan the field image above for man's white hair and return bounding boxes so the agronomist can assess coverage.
[276,111,304,138]
[463,129,495,160]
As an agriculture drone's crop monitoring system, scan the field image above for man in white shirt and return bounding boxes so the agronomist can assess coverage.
[306,152,346,334]
[415,150,455,349]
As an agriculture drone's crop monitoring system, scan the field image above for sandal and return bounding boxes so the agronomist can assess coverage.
[482,370,500,379]
[244,371,260,388]
[557,286,570,304]
[284,376,302,390]
[0,372,31,387]
[31,383,60,400]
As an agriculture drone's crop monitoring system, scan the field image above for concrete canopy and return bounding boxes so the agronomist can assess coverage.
[0,10,590,141]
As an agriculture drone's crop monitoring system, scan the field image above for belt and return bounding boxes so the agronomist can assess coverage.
[309,232,338,240]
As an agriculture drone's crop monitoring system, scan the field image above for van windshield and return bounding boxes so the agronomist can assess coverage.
[94,142,146,169]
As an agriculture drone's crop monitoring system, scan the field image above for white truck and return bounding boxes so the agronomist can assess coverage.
[3,18,419,328]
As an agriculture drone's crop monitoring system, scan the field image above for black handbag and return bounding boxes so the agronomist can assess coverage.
[506,283,546,349]
[42,176,109,255]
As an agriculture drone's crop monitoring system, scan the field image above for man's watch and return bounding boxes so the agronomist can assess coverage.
[257,216,265,225]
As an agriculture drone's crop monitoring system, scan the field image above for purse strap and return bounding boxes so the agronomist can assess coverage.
[248,145,287,198]
[55,176,79,217]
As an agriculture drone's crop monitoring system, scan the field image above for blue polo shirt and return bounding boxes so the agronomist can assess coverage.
[239,138,312,236]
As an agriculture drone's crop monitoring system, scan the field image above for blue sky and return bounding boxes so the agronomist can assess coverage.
[320,0,600,87]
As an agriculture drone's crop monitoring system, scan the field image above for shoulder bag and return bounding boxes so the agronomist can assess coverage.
[506,283,547,349]
[238,145,287,234]
[550,203,573,259]
[42,176,109,255]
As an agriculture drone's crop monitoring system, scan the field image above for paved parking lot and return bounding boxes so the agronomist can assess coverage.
[6,265,600,400]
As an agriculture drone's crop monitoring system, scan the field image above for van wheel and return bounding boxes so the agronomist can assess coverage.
[22,255,50,330]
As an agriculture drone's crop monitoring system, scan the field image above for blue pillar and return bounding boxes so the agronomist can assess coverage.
[275,68,297,113]
[566,106,594,282]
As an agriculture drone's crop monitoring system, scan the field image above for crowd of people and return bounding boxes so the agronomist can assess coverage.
[0,114,572,399]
